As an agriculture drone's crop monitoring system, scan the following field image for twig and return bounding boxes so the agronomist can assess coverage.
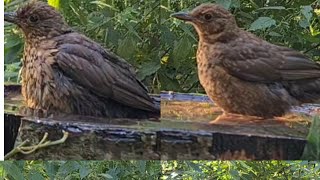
[4,131,69,160]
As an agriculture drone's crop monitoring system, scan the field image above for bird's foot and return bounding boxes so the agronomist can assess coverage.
[4,131,69,159]
[210,113,264,125]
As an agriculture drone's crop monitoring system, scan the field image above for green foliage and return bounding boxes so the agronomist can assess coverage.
[302,116,320,160]
[161,161,320,180]
[0,161,161,180]
[4,0,25,83]
[0,161,319,180]
[5,0,319,93]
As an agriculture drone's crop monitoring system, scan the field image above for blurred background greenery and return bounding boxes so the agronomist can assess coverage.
[0,160,319,179]
[4,0,320,93]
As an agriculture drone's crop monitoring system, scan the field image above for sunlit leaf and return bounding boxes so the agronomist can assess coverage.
[48,0,60,9]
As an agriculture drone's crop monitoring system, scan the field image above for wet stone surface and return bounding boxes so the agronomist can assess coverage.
[4,85,319,160]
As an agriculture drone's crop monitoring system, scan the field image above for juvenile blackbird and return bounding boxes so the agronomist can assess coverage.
[172,4,320,119]
[4,1,160,118]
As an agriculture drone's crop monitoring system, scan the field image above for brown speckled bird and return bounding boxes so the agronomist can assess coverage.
[4,1,160,118]
[172,4,320,119]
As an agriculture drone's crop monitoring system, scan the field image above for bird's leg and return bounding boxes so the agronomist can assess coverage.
[210,112,235,124]
[4,131,69,159]
[210,112,264,124]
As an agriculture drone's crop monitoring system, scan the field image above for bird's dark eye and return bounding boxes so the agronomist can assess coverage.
[204,13,213,21]
[29,15,39,23]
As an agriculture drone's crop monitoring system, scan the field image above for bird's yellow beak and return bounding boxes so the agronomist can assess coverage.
[4,12,17,24]
[171,12,194,22]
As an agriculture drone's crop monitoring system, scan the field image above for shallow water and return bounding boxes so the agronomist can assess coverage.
[4,87,317,137]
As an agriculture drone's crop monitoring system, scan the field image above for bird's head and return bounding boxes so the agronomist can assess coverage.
[4,0,70,39]
[171,4,238,42]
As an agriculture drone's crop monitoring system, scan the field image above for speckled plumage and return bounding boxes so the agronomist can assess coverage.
[5,1,160,118]
[172,4,320,118]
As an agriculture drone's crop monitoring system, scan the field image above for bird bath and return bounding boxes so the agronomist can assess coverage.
[5,84,318,160]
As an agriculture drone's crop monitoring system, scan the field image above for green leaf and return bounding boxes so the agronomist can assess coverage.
[259,6,286,10]
[79,166,91,179]
[99,173,113,179]
[105,27,121,47]
[160,26,176,45]
[179,24,197,41]
[186,162,202,172]
[44,162,59,180]
[4,33,23,64]
[4,34,22,48]
[137,161,146,174]
[215,0,232,10]
[105,168,120,180]
[299,6,313,28]
[58,161,80,177]
[27,170,45,180]
[301,5,313,22]
[230,0,240,8]
[117,35,137,61]
[4,45,23,64]
[2,162,24,180]
[171,37,192,68]
[268,31,282,37]
[137,60,160,80]
[159,72,181,91]
[249,17,276,31]
[299,19,309,28]
[230,169,240,179]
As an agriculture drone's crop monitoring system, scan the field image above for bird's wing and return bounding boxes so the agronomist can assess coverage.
[221,38,320,83]
[54,33,158,112]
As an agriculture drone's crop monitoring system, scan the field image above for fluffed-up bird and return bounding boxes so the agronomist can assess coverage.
[172,4,320,120]
[4,1,160,119]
